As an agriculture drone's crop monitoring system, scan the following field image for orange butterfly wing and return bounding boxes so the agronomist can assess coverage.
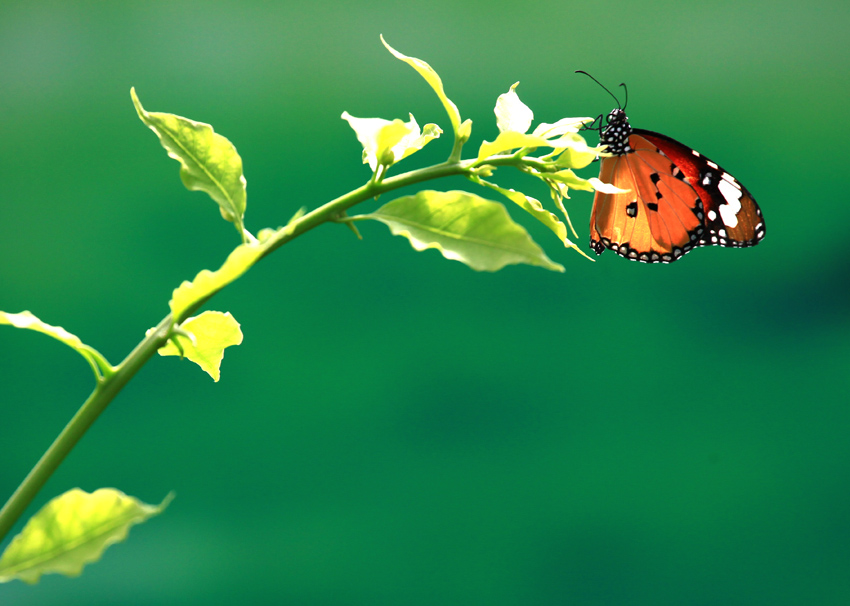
[639,130,765,249]
[590,132,706,263]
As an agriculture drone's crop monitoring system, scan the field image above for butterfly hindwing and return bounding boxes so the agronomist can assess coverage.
[591,132,705,263]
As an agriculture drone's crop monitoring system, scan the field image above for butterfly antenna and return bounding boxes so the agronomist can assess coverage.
[575,70,622,109]
[620,82,629,111]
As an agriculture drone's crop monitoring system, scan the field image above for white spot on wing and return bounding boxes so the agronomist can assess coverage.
[708,210,717,221]
[717,178,743,228]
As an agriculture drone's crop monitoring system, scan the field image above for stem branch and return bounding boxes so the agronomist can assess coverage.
[0,157,478,544]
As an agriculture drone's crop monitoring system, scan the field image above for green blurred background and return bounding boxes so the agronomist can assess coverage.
[1,0,848,604]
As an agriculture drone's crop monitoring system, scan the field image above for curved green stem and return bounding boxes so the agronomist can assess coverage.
[0,150,568,544]
[0,158,481,545]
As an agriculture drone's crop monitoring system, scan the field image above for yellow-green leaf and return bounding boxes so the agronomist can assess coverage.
[0,311,112,379]
[341,112,440,172]
[380,36,462,140]
[552,132,601,169]
[477,132,553,161]
[0,489,172,585]
[131,87,248,237]
[546,170,630,194]
[357,190,563,272]
[473,177,570,245]
[158,311,243,382]
[531,116,593,138]
[169,241,267,321]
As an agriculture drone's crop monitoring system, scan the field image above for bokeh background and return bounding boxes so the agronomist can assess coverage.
[1,1,848,604]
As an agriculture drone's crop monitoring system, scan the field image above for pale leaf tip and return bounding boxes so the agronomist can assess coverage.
[157,491,176,511]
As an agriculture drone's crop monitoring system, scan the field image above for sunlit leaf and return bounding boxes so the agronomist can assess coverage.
[546,169,596,191]
[357,190,563,272]
[495,82,533,134]
[531,117,592,138]
[546,170,630,194]
[341,112,440,171]
[552,132,600,169]
[380,36,462,140]
[131,87,248,237]
[587,176,630,194]
[399,122,442,161]
[456,119,473,145]
[169,241,269,321]
[0,311,112,379]
[477,132,552,161]
[0,489,172,585]
[158,311,243,382]
[472,177,571,246]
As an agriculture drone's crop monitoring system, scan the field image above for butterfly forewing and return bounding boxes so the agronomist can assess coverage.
[637,129,765,248]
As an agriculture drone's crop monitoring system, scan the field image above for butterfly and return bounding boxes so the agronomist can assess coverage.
[578,72,765,263]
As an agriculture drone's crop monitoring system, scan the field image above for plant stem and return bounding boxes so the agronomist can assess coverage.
[0,157,478,544]
[0,315,173,544]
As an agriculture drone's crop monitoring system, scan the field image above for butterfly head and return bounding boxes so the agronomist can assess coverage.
[606,108,627,126]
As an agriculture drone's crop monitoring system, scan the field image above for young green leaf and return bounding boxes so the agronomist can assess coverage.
[169,240,269,321]
[380,36,462,141]
[551,132,600,169]
[0,489,172,585]
[341,112,441,172]
[477,132,553,162]
[471,176,574,247]
[158,311,243,382]
[531,116,592,139]
[546,169,629,194]
[131,87,248,238]
[477,123,600,164]
[0,311,112,379]
[495,82,533,134]
[356,190,564,272]
[587,176,630,194]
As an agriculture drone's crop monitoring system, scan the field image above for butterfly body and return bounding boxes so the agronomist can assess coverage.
[590,108,765,263]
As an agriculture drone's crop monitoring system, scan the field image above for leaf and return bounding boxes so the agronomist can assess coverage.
[399,123,443,161]
[0,310,112,379]
[531,116,592,138]
[495,82,533,134]
[357,190,563,272]
[341,112,440,171]
[551,132,600,169]
[546,170,629,194]
[169,240,268,321]
[380,36,462,140]
[477,132,552,161]
[0,489,173,585]
[456,119,473,145]
[168,217,303,322]
[587,176,630,194]
[158,311,243,382]
[472,177,573,247]
[131,87,248,237]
